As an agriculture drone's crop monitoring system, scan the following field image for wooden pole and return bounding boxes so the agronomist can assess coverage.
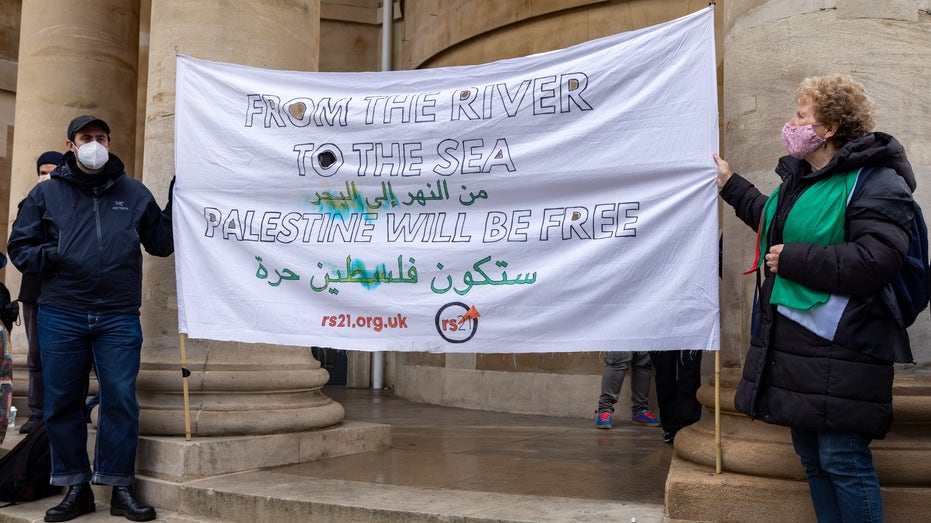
[180,333,192,441]
[715,350,722,473]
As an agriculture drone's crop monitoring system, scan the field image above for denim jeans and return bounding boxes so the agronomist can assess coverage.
[598,351,652,415]
[38,306,143,487]
[791,428,883,523]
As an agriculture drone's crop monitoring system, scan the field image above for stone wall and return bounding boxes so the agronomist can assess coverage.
[0,0,20,274]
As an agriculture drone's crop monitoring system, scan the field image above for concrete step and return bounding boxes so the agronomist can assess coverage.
[173,468,665,523]
[0,488,208,523]
[0,389,671,522]
[0,473,665,523]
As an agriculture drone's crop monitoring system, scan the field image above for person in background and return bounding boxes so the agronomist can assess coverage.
[9,115,173,523]
[715,75,914,522]
[649,350,703,445]
[596,351,661,429]
[0,252,12,446]
[35,151,61,182]
[16,150,62,436]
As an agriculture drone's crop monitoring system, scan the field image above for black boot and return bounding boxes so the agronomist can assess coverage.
[44,482,95,522]
[109,486,156,522]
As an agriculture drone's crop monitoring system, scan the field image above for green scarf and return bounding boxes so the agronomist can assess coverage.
[757,170,859,310]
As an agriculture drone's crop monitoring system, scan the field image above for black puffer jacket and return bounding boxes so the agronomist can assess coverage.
[721,132,914,439]
[7,151,173,315]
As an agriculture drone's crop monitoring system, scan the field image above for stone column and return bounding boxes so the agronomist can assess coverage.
[8,0,139,416]
[136,0,343,436]
[667,2,931,521]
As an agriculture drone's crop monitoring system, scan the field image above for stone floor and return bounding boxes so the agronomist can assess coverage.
[0,387,674,522]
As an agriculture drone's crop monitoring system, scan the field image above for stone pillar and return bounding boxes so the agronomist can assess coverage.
[667,2,931,521]
[8,0,139,416]
[136,0,342,436]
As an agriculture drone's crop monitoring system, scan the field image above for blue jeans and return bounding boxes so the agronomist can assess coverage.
[38,306,143,487]
[791,428,883,523]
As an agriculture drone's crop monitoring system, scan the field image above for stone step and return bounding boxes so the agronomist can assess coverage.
[0,483,209,523]
[172,468,665,523]
[0,473,665,523]
[0,388,672,522]
[0,423,666,523]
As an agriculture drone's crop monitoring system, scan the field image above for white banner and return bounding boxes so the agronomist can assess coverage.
[174,7,719,353]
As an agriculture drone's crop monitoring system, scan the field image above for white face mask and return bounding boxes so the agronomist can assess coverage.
[76,141,108,170]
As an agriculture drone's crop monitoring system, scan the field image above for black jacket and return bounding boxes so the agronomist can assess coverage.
[8,151,173,315]
[15,197,40,303]
[721,132,914,439]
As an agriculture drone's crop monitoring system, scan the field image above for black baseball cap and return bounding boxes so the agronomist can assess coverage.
[67,115,110,141]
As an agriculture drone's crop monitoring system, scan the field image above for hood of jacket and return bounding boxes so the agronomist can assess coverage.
[775,131,916,191]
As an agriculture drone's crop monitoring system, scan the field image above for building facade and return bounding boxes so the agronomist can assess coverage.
[1,1,930,520]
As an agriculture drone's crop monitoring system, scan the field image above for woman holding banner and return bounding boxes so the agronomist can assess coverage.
[714,75,916,522]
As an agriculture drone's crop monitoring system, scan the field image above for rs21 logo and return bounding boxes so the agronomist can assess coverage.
[434,302,480,343]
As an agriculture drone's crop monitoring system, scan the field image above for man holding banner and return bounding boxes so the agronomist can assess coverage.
[8,115,173,522]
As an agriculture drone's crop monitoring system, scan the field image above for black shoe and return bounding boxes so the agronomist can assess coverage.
[18,417,41,435]
[110,486,156,522]
[663,431,677,445]
[44,483,95,522]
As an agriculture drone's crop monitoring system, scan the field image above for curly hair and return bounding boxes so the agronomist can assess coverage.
[796,75,876,147]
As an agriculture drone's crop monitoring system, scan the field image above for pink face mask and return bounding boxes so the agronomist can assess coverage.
[781,122,825,159]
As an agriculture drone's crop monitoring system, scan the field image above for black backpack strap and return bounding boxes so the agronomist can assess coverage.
[849,166,873,204]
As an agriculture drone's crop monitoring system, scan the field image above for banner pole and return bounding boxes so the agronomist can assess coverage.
[715,350,722,473]
[179,333,192,441]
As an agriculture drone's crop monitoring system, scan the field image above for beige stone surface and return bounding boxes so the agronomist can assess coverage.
[665,453,816,523]
[397,364,606,418]
[390,0,721,415]
[135,420,390,484]
[2,1,931,520]
[477,352,602,374]
[6,0,140,302]
[137,1,335,439]
[720,1,931,373]
[0,408,391,523]
[682,10,931,522]
[0,388,666,523]
[174,473,665,523]
[395,360,442,403]
[668,450,931,523]
[320,19,381,73]
[444,352,475,370]
[138,0,323,344]
[401,0,604,69]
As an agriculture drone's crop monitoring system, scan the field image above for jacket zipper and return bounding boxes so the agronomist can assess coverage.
[93,193,103,249]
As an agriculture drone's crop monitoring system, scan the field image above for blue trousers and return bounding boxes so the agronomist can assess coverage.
[791,428,883,523]
[38,306,143,486]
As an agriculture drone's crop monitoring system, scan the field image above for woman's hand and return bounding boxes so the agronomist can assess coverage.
[713,153,732,190]
[765,244,784,273]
